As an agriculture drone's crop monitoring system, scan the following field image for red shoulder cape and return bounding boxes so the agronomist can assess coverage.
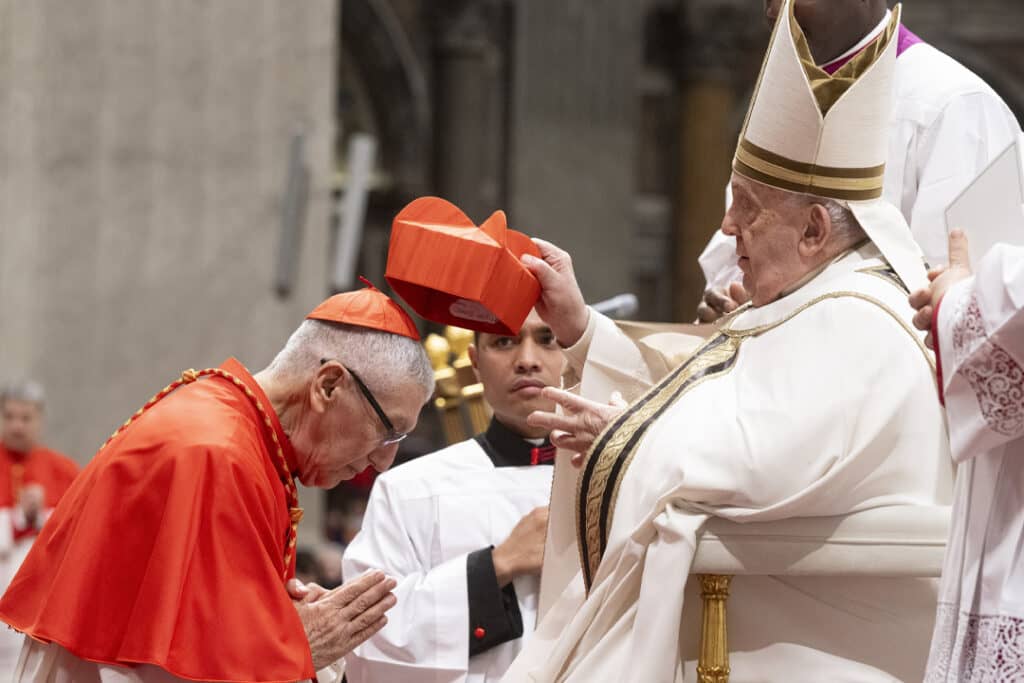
[0,359,315,682]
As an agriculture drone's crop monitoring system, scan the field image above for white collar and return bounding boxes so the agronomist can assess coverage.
[820,10,892,69]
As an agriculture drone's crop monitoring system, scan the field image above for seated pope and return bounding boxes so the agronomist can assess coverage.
[501,2,953,682]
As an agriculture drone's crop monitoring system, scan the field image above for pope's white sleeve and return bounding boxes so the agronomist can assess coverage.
[564,310,708,404]
[936,243,1024,461]
[342,478,470,683]
[566,311,652,403]
[908,90,1021,268]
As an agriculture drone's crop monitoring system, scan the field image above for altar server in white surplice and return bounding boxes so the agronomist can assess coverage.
[502,3,953,681]
[698,0,1020,322]
[909,232,1024,681]
[343,311,562,683]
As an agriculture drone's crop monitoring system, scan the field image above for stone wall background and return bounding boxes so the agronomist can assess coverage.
[0,0,337,533]
[0,0,337,456]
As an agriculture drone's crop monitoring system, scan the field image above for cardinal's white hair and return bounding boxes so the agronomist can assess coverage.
[266,320,433,399]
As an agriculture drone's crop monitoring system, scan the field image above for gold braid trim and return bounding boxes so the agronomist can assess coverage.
[577,333,743,590]
[721,290,934,372]
[98,368,301,579]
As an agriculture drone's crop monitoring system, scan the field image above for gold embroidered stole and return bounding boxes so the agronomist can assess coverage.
[576,332,744,591]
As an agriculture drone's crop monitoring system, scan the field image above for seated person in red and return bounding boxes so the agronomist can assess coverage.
[0,381,78,547]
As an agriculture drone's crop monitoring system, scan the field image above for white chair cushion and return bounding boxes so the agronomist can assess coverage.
[691,505,950,577]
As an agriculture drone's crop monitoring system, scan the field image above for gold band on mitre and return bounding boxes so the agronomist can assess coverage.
[731,0,902,202]
[733,137,886,201]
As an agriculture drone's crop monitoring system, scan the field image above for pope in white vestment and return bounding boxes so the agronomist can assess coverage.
[513,245,951,683]
[503,2,954,681]
[699,6,1021,295]
[913,240,1024,681]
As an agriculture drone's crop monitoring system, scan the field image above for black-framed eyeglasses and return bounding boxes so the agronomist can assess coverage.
[320,359,408,446]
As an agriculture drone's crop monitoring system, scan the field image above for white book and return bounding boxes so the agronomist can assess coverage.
[945,133,1024,270]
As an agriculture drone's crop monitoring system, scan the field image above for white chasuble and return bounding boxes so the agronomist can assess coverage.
[925,244,1024,682]
[343,437,553,683]
[505,244,954,683]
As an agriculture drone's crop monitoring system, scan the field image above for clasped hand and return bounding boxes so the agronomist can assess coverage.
[286,571,397,670]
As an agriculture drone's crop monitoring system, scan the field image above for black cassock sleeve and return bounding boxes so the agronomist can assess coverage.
[465,546,524,657]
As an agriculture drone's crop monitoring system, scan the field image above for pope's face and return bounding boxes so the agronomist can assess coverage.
[469,310,564,439]
[721,174,807,306]
[1,399,43,454]
[294,371,426,488]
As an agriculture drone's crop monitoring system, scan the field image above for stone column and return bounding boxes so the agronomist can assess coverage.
[673,0,764,320]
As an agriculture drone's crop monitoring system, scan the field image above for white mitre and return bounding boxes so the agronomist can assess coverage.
[733,0,927,290]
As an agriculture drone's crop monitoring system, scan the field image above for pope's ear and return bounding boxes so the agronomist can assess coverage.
[799,204,832,257]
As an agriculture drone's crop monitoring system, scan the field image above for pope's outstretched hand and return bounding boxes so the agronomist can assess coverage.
[522,239,590,347]
[527,387,628,468]
[287,571,397,670]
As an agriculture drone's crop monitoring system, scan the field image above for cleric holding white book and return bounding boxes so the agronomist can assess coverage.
[910,230,1024,681]
[499,1,953,680]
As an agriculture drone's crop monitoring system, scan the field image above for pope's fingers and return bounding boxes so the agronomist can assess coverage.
[540,386,604,414]
[527,409,583,435]
[530,238,570,267]
[927,264,947,282]
[521,254,561,291]
[550,428,571,444]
